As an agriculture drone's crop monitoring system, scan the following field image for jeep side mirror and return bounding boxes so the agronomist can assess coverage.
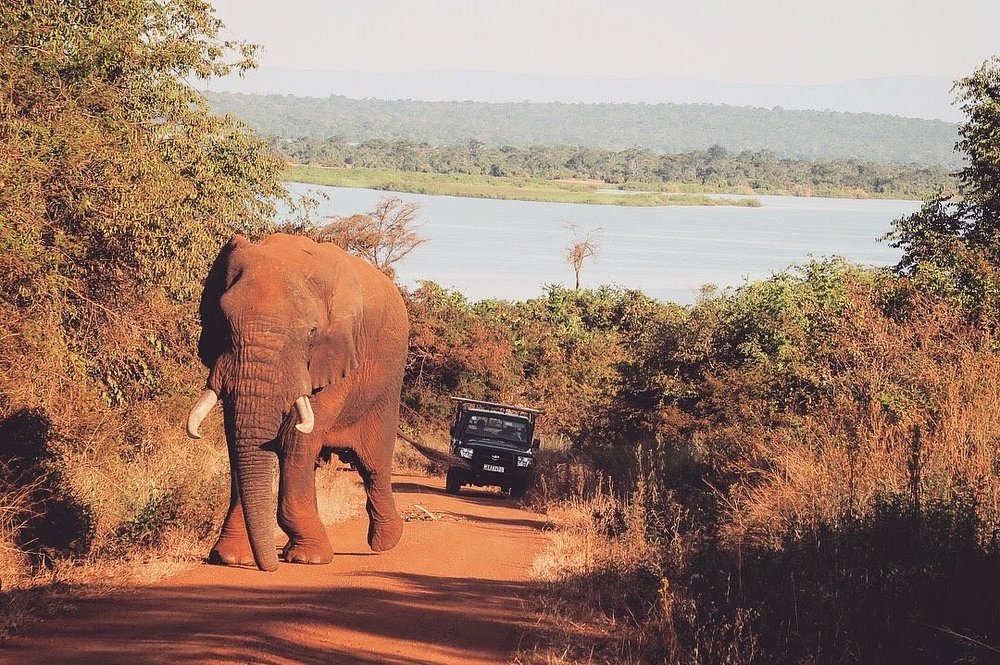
[532,438,541,449]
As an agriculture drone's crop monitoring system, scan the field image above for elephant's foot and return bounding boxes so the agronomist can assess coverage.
[368,514,404,552]
[208,538,255,567]
[281,537,334,565]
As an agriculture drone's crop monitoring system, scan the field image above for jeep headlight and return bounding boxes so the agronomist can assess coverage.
[516,456,532,467]
[458,447,474,459]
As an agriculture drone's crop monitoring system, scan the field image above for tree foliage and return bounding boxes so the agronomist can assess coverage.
[271,137,952,199]
[1,0,283,304]
[0,0,283,566]
[887,56,1000,324]
[316,197,426,278]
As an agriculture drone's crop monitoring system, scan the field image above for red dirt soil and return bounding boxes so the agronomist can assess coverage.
[2,474,549,664]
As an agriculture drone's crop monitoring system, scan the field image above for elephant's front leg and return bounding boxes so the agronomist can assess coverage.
[209,447,255,566]
[355,402,404,552]
[278,433,335,564]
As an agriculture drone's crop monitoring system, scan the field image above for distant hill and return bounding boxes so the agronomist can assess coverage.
[202,68,963,122]
[205,92,961,167]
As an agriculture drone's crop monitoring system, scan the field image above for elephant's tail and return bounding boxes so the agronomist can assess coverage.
[395,429,471,470]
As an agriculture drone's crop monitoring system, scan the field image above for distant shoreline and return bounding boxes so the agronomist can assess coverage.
[283,165,763,208]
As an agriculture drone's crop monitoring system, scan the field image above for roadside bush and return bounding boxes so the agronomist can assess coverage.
[0,0,282,589]
[523,489,671,664]
[484,243,996,662]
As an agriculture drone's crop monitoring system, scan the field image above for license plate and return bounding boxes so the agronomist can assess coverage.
[483,464,505,473]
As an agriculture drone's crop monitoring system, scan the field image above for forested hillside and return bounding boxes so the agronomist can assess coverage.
[206,91,960,166]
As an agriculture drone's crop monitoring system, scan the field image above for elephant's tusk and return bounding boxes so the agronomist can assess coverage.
[294,395,315,434]
[186,389,219,439]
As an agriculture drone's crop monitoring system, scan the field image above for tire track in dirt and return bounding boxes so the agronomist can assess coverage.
[2,475,549,664]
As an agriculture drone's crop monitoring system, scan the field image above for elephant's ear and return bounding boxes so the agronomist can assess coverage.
[198,235,250,368]
[309,270,364,390]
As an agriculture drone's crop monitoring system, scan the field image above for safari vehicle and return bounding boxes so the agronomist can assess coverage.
[445,397,543,499]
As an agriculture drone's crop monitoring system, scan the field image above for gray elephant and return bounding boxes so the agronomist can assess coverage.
[186,233,408,571]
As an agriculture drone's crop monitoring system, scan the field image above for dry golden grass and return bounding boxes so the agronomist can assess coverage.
[516,491,673,665]
[0,474,38,587]
[392,429,451,476]
[315,464,366,525]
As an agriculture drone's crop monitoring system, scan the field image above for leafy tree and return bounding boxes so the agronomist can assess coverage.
[0,0,284,561]
[886,56,1000,323]
[1,0,284,311]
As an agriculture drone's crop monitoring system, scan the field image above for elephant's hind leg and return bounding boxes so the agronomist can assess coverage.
[355,402,404,552]
[277,435,335,565]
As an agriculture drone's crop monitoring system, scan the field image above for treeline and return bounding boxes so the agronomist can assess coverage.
[272,137,953,199]
[205,91,961,166]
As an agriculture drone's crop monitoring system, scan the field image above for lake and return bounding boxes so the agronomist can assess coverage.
[285,183,922,305]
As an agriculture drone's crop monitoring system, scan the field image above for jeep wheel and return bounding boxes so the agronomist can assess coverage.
[509,480,529,500]
[445,467,463,495]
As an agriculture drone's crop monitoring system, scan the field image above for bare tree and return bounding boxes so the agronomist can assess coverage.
[319,197,426,278]
[564,221,601,290]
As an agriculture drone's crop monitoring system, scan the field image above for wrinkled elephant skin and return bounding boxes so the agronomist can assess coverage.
[190,234,408,571]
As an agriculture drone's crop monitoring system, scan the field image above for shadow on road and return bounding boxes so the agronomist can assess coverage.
[393,478,518,506]
[440,512,551,531]
[3,474,559,665]
[2,572,553,665]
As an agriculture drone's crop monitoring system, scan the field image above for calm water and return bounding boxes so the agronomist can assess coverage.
[285,183,921,305]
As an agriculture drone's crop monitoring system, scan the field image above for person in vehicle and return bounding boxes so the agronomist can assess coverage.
[502,424,524,442]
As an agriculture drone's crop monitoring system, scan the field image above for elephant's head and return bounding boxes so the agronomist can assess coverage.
[186,234,362,570]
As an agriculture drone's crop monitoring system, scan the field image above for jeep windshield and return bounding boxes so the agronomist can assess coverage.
[461,413,530,447]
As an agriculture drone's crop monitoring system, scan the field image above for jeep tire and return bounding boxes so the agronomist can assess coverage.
[445,466,463,495]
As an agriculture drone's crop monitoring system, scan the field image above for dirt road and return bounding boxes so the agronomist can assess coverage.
[2,475,550,664]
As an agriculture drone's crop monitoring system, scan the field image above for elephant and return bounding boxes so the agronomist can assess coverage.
[186,233,408,572]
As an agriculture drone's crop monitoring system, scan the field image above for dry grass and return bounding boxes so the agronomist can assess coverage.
[516,490,673,665]
[0,471,40,588]
[315,464,366,525]
[723,295,1000,551]
[392,429,451,476]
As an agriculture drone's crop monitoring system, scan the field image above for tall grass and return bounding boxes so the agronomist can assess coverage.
[0,294,232,635]
[518,471,759,664]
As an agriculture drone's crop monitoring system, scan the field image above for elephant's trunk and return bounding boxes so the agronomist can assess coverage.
[232,433,280,572]
[223,347,297,573]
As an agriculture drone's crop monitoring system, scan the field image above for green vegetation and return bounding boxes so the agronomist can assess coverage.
[0,0,283,607]
[284,165,762,207]
[279,139,953,201]
[207,91,961,166]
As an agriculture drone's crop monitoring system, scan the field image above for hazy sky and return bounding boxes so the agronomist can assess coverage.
[211,0,998,84]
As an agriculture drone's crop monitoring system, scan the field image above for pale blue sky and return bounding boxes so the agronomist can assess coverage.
[212,0,998,85]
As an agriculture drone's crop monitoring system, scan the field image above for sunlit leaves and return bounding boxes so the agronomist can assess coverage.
[886,56,1000,326]
[0,0,284,403]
